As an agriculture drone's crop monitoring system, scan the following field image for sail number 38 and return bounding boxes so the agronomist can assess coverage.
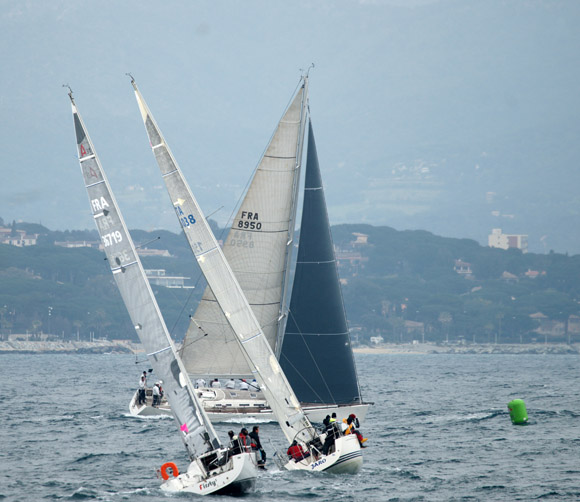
[181,214,196,227]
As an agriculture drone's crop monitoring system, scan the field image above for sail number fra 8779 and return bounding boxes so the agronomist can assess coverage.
[102,231,123,247]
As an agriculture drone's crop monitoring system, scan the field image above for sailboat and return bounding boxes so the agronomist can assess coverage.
[130,77,363,474]
[69,91,257,495]
[129,76,369,424]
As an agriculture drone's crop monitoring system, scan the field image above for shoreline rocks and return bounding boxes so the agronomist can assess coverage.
[353,343,579,355]
[0,340,144,354]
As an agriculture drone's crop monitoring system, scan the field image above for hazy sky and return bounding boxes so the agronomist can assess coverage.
[2,0,579,253]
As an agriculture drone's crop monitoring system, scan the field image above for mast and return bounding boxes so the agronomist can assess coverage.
[131,79,316,445]
[69,91,221,460]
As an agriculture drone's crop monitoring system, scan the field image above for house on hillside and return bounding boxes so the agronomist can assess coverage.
[145,269,192,288]
[370,335,384,345]
[0,227,38,247]
[488,228,528,253]
[529,312,565,336]
[453,259,472,276]
[55,240,100,249]
[335,232,369,276]
[501,271,518,282]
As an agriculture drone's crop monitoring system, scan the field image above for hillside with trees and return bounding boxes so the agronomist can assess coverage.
[1,220,579,345]
[333,224,580,345]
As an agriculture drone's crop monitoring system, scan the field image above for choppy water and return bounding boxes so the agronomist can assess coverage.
[1,352,579,501]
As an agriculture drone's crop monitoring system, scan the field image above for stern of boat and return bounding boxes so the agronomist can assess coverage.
[281,433,362,474]
[160,450,256,495]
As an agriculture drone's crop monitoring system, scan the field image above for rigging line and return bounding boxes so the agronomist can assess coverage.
[135,235,161,249]
[283,308,337,405]
[157,282,197,339]
[175,318,209,353]
[278,350,327,406]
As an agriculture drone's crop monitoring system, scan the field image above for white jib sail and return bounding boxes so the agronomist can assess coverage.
[131,80,315,445]
[180,80,308,377]
[70,93,221,460]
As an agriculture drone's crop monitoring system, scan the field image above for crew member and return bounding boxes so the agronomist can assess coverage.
[138,375,146,405]
[152,381,160,407]
[249,425,266,465]
[287,440,310,461]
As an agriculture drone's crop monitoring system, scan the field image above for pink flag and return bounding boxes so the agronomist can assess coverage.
[181,423,189,434]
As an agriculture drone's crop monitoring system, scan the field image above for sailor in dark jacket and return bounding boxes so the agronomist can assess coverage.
[249,425,266,464]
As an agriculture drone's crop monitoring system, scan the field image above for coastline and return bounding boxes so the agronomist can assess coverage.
[353,342,579,355]
[1,340,578,355]
[0,339,144,354]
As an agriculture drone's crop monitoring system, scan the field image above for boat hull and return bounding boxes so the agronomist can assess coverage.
[160,451,256,495]
[283,435,362,474]
[129,389,369,423]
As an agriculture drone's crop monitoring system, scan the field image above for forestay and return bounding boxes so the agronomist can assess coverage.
[179,81,308,377]
[70,94,220,460]
[131,80,315,445]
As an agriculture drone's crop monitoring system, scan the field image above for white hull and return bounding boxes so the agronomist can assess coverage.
[129,389,369,423]
[161,450,256,495]
[282,434,363,474]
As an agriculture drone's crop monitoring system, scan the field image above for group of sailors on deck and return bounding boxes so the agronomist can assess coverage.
[137,371,164,407]
[287,412,368,462]
[227,426,266,466]
[194,377,260,391]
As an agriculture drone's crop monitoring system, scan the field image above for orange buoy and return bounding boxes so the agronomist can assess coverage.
[160,462,179,481]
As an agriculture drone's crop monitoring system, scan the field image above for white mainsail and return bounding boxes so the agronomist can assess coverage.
[69,92,221,460]
[131,79,315,445]
[178,80,308,377]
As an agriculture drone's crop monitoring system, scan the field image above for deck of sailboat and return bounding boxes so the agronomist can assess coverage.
[130,386,369,424]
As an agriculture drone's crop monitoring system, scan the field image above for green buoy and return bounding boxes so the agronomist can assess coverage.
[508,399,528,425]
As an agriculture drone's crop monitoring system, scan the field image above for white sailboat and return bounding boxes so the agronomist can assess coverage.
[69,91,257,495]
[130,77,363,474]
[129,76,369,425]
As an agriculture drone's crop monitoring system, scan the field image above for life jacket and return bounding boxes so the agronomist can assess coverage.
[287,444,305,460]
[343,418,354,435]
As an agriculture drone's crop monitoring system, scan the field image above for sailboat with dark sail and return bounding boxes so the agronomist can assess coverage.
[69,91,257,495]
[129,76,369,424]
[130,77,364,474]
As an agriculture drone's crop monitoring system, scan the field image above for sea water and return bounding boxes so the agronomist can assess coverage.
[1,352,579,501]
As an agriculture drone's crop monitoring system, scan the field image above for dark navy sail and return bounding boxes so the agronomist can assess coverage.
[280,121,362,405]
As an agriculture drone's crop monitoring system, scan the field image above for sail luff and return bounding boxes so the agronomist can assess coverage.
[132,81,315,445]
[275,76,309,358]
[69,94,221,459]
